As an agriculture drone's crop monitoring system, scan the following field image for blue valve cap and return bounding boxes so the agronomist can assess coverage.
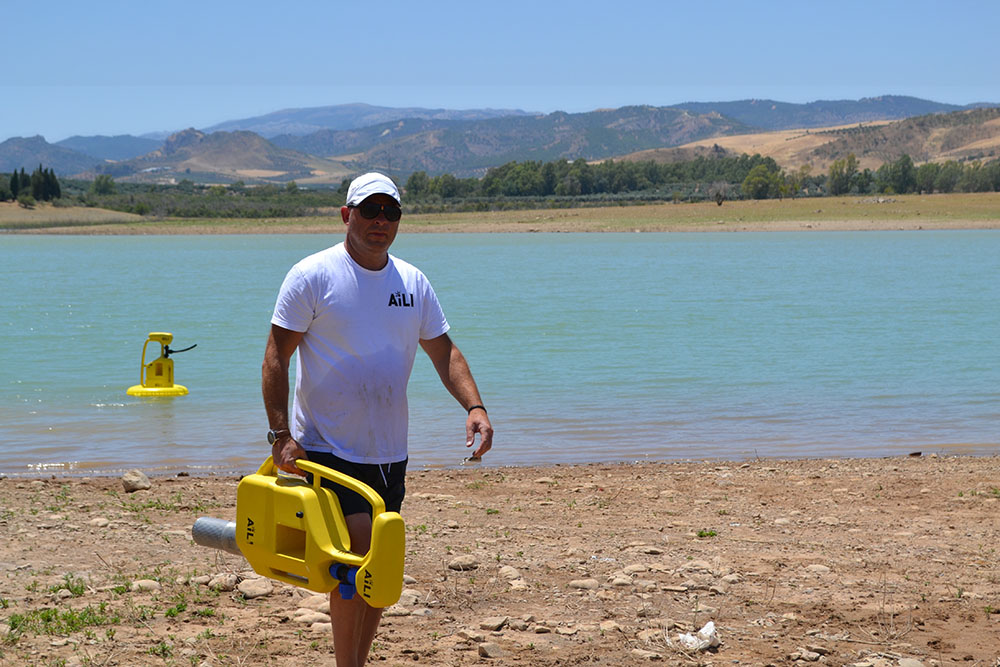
[339,582,355,600]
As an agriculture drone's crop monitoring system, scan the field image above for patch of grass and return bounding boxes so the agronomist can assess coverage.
[6,602,120,639]
[147,640,172,658]
[164,602,187,618]
[49,574,87,597]
[696,529,718,538]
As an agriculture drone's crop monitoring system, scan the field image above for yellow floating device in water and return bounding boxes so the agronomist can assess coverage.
[195,457,405,608]
[126,332,196,396]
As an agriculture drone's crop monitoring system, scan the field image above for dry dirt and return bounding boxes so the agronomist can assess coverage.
[2,455,999,666]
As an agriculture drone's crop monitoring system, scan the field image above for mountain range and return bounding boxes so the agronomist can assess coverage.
[1,96,996,186]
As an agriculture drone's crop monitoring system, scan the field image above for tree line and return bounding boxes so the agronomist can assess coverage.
[405,152,1000,208]
[404,154,825,205]
[827,153,1000,196]
[5,152,1000,217]
[0,165,62,207]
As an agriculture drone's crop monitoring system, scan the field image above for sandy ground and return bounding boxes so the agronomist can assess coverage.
[2,455,999,666]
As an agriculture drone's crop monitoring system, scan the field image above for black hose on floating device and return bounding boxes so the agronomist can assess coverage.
[164,344,197,358]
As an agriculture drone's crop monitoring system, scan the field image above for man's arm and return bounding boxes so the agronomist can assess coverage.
[262,324,308,475]
[419,332,493,459]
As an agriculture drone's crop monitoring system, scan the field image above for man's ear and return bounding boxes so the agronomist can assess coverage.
[341,206,351,224]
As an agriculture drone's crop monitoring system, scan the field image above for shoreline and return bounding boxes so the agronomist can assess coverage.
[2,454,998,664]
[6,445,999,480]
[3,193,1000,234]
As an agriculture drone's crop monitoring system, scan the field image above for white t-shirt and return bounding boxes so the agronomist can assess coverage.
[271,242,449,464]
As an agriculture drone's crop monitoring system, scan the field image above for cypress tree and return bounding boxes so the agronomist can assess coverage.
[31,164,45,200]
[10,171,20,199]
[47,168,61,200]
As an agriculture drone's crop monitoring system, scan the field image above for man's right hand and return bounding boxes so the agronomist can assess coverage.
[272,436,308,476]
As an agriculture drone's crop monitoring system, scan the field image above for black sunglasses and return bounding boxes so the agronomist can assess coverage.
[351,201,402,222]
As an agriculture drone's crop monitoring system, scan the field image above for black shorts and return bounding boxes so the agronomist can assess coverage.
[303,451,407,517]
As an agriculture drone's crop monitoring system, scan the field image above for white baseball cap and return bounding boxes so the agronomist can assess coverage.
[346,172,401,206]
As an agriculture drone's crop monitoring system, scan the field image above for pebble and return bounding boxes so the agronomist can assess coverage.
[479,616,508,631]
[676,559,713,573]
[448,555,479,571]
[208,573,240,591]
[121,469,151,493]
[805,564,831,575]
[498,565,521,580]
[793,648,821,661]
[898,660,925,667]
[631,648,662,660]
[300,594,330,612]
[295,611,331,625]
[88,517,109,527]
[310,622,332,633]
[130,579,161,592]
[383,605,411,617]
[457,629,485,642]
[568,578,600,590]
[237,577,273,599]
[478,642,503,658]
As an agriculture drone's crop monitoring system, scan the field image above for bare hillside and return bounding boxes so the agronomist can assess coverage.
[624,108,1000,172]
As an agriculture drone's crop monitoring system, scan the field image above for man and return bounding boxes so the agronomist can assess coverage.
[262,172,493,667]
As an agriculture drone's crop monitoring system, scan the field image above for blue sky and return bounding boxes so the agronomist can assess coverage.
[3,0,997,142]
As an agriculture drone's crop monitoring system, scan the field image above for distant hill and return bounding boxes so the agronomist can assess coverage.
[91,128,353,185]
[808,107,1000,166]
[624,107,1000,172]
[56,135,162,162]
[674,96,979,131]
[271,118,456,156]
[274,106,752,177]
[6,98,999,185]
[0,136,98,175]
[202,103,536,137]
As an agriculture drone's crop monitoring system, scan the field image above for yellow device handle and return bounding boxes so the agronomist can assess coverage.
[255,456,388,517]
[297,459,387,517]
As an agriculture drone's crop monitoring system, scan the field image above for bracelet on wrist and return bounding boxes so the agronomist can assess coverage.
[467,404,487,414]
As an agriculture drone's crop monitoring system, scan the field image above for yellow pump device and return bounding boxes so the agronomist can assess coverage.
[194,457,405,608]
[126,332,196,397]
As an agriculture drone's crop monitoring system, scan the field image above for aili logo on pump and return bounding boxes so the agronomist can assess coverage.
[387,291,414,308]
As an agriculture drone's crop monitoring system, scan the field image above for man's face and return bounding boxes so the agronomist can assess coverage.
[343,193,401,259]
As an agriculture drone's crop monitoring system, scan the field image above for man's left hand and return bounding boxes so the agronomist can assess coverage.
[465,409,493,459]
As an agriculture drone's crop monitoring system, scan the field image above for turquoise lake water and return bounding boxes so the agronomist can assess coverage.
[2,231,998,476]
